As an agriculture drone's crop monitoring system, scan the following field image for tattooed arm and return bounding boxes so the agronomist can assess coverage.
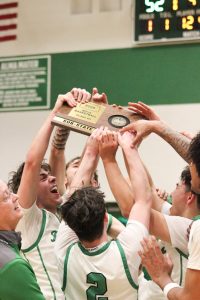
[121,120,190,162]
[153,121,190,162]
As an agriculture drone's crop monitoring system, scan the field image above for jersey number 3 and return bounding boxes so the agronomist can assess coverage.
[86,272,108,300]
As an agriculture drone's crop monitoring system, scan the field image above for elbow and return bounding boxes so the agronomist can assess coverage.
[24,154,39,170]
[121,208,131,219]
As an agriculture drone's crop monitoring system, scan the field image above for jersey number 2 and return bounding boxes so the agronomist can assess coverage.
[86,272,108,300]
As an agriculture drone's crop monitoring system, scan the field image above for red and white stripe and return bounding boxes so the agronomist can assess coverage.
[0,0,18,42]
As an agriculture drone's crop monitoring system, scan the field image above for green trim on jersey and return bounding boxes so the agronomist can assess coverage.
[37,245,56,300]
[167,195,172,205]
[175,248,189,260]
[22,209,47,253]
[179,253,183,286]
[78,241,112,256]
[115,239,138,290]
[62,239,138,294]
[62,242,76,292]
[192,215,200,221]
[175,248,188,286]
[107,213,113,233]
[21,210,58,299]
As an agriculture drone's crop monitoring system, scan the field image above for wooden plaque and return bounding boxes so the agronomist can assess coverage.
[52,102,144,135]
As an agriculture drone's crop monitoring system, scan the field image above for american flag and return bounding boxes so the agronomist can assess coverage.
[0,0,18,42]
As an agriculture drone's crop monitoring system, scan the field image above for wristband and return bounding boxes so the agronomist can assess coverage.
[163,282,181,297]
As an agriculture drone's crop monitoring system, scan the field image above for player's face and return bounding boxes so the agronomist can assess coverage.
[170,181,189,216]
[0,180,23,230]
[189,162,200,194]
[37,169,62,213]
[65,158,80,187]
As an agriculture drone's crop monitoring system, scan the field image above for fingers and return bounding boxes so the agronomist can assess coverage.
[101,93,108,104]
[90,126,104,140]
[71,88,91,103]
[99,128,118,147]
[77,89,90,103]
[92,88,108,104]
[156,188,169,201]
[120,123,135,133]
[54,93,77,112]
[128,102,148,114]
[111,104,123,109]
[128,101,160,121]
[92,93,107,104]
[92,87,98,96]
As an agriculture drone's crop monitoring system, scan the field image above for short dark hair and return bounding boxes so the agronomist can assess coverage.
[66,156,99,185]
[65,156,81,171]
[188,132,200,177]
[61,186,106,242]
[8,160,51,193]
[181,166,200,209]
[181,166,192,192]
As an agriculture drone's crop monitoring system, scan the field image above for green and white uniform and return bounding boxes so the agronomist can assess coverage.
[138,203,189,300]
[55,219,148,300]
[187,219,200,270]
[164,216,200,271]
[0,231,45,300]
[16,203,65,300]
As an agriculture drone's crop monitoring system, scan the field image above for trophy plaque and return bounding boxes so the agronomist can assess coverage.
[52,102,144,135]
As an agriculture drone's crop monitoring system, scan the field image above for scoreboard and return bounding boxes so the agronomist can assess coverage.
[135,0,200,44]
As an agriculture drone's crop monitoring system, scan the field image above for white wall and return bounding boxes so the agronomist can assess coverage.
[0,0,134,57]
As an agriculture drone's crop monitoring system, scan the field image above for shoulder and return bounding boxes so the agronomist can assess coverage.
[0,243,16,270]
[189,220,200,246]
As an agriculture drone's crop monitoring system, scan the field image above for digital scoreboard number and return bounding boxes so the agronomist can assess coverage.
[135,0,200,44]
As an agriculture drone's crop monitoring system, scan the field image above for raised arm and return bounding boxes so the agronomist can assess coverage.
[49,88,91,196]
[17,92,77,208]
[99,130,134,218]
[68,127,103,194]
[119,131,152,229]
[49,127,70,196]
[120,101,191,163]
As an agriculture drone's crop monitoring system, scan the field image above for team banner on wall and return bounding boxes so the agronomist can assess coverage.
[0,55,51,111]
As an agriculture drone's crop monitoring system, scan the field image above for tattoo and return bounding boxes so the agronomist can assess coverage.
[52,128,70,149]
[158,127,190,163]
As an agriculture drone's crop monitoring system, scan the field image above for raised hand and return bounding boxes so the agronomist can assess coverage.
[71,87,91,103]
[120,119,155,147]
[156,188,170,201]
[99,128,118,161]
[53,92,77,113]
[138,236,173,288]
[128,101,160,121]
[117,131,136,150]
[86,127,104,156]
[92,87,108,104]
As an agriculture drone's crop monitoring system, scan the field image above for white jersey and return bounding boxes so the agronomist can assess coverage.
[138,203,189,300]
[188,219,200,270]
[55,219,148,300]
[164,214,192,254]
[16,203,65,300]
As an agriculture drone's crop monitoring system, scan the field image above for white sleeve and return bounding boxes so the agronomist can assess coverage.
[161,201,171,215]
[16,202,43,249]
[54,220,78,261]
[187,220,200,270]
[117,220,149,283]
[164,215,192,254]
